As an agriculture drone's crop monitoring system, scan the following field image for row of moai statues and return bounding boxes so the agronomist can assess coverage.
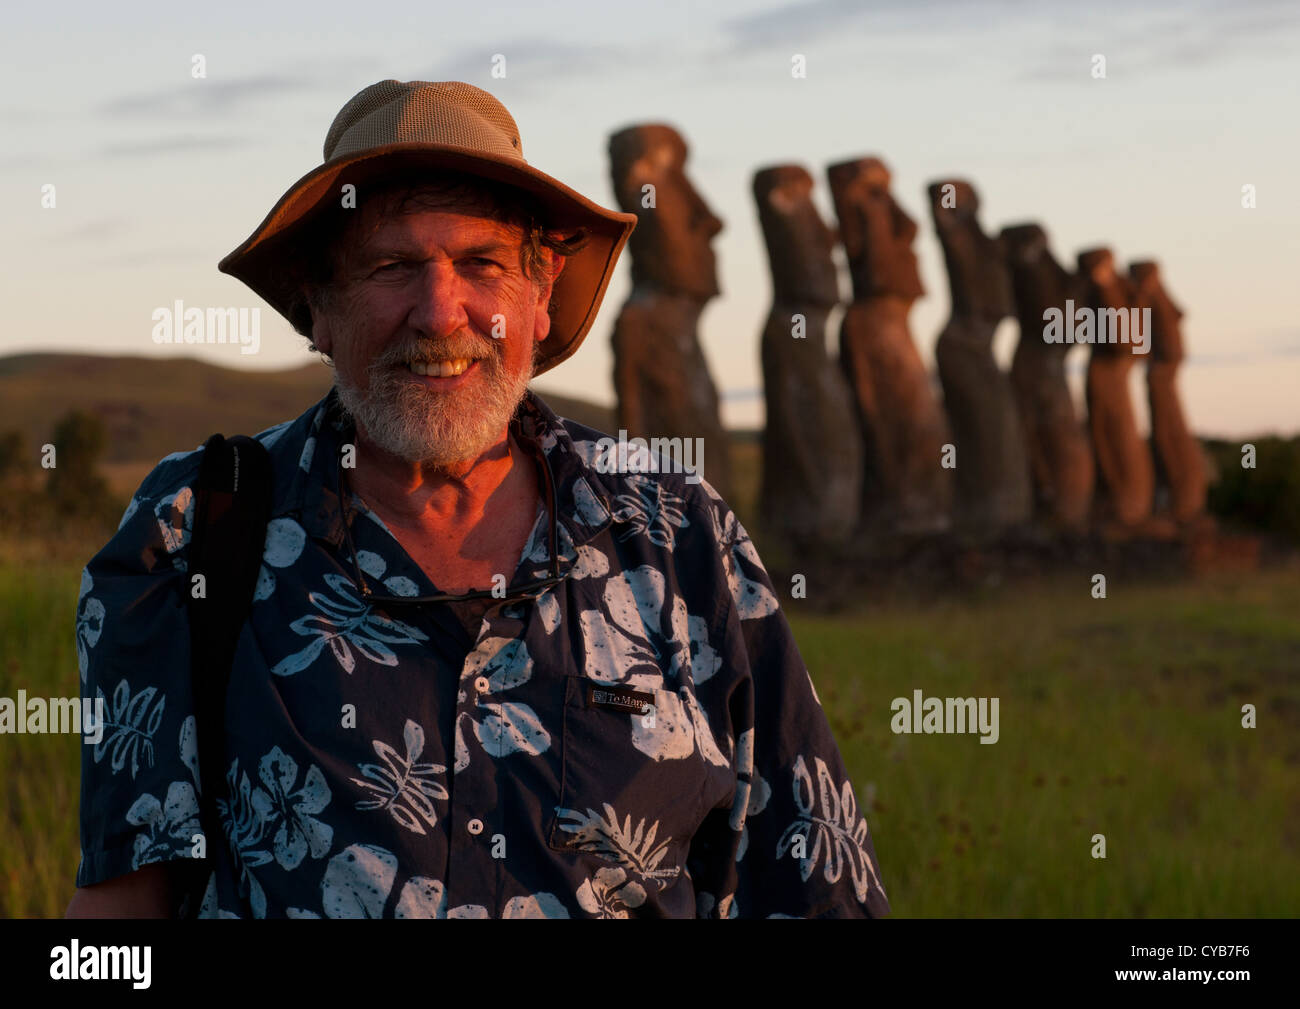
[605,125,1206,548]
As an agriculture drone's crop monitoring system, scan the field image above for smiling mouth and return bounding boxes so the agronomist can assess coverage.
[404,358,476,378]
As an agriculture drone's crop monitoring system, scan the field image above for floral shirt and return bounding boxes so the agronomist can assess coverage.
[75,387,890,919]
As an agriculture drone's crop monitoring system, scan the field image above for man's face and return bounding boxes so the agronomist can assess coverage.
[311,203,559,468]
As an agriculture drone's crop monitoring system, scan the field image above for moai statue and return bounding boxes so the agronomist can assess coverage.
[1001,223,1094,530]
[608,124,732,500]
[1131,260,1207,523]
[753,164,862,548]
[1078,248,1154,529]
[928,180,1032,531]
[827,157,951,534]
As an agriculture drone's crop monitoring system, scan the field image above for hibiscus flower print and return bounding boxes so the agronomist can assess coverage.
[453,637,551,773]
[577,866,647,918]
[126,780,201,871]
[249,745,334,871]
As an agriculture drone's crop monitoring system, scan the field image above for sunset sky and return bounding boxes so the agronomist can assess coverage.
[3,0,1297,437]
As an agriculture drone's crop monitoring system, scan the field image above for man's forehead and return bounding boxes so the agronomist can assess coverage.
[355,208,525,253]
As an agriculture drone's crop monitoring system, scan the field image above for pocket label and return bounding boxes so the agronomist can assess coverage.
[586,683,654,715]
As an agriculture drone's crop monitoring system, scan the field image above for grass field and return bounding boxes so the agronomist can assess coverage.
[2,554,1297,917]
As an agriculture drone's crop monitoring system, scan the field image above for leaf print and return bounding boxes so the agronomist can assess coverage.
[775,755,883,903]
[350,719,448,835]
[321,843,396,918]
[218,759,272,868]
[215,764,276,918]
[554,803,673,880]
[476,702,551,758]
[271,572,428,676]
[93,678,165,779]
[179,715,199,790]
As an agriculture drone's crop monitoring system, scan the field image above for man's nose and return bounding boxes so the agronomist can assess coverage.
[406,261,472,338]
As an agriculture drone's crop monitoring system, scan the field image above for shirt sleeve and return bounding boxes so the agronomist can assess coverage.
[686,503,890,919]
[75,455,205,889]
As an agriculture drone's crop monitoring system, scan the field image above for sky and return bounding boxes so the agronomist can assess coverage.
[2,0,1298,437]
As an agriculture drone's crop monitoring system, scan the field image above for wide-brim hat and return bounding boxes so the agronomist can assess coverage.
[218,79,637,375]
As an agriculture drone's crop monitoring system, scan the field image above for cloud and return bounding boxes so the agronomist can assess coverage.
[52,217,133,242]
[722,0,1019,50]
[97,73,310,118]
[99,135,251,159]
[1015,1,1300,82]
[428,38,626,86]
[82,247,213,270]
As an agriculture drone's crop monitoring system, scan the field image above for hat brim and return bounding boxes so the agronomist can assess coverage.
[217,144,637,375]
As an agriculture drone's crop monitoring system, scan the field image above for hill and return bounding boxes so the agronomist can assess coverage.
[0,352,618,467]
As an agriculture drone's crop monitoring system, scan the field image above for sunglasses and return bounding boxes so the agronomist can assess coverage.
[336,415,570,607]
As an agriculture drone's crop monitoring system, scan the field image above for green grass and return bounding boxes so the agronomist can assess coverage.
[2,555,1298,917]
[791,565,1300,917]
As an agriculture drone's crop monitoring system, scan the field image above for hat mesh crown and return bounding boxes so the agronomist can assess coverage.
[323,80,524,163]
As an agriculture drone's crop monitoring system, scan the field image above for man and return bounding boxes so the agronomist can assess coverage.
[67,80,889,918]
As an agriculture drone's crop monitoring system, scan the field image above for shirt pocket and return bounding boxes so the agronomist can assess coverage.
[546,675,717,893]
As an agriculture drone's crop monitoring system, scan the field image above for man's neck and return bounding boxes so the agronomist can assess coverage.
[348,426,526,532]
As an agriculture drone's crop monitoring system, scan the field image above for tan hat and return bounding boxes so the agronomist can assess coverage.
[218,79,637,375]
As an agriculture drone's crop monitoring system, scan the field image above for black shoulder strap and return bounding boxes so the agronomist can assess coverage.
[178,433,273,918]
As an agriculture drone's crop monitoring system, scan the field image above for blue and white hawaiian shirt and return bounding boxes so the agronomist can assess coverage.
[75,386,890,918]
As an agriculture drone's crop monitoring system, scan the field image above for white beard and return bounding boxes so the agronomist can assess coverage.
[334,337,534,468]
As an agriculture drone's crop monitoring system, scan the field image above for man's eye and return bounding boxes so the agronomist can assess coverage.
[374,261,408,273]
[467,257,503,269]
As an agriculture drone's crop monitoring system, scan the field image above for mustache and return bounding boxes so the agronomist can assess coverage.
[372,332,500,368]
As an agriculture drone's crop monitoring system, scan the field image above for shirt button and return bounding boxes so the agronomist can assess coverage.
[474,676,490,694]
[467,818,484,835]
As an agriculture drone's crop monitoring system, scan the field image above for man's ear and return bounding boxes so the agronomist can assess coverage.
[310,291,335,357]
[533,253,565,345]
